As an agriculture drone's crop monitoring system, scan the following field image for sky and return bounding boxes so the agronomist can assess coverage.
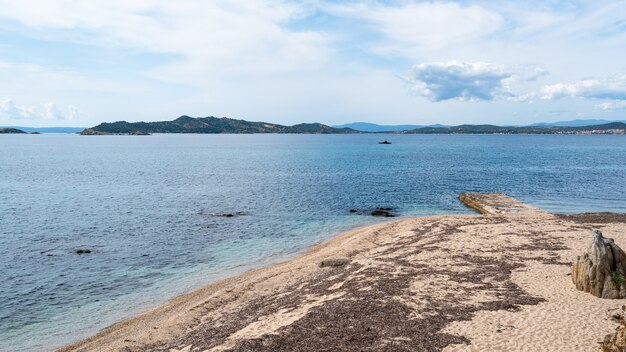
[1,0,626,127]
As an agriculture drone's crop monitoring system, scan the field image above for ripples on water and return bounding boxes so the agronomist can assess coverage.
[1,134,625,351]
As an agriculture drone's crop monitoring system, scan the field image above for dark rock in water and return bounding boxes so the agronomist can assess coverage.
[572,229,626,298]
[371,208,396,217]
[349,207,397,217]
[319,258,350,268]
[74,249,92,254]
[207,211,248,218]
[30,132,41,134]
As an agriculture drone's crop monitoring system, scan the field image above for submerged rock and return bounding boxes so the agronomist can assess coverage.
[572,229,626,299]
[208,212,248,218]
[370,208,396,217]
[350,207,397,217]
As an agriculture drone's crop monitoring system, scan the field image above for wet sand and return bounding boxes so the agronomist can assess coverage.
[60,193,626,351]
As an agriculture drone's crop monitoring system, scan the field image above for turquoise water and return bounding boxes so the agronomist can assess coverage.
[1,133,626,351]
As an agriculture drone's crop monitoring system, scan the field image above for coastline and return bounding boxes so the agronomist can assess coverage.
[60,194,626,351]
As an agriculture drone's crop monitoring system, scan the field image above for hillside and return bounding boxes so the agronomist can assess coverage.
[0,128,27,134]
[82,116,626,135]
[403,122,626,134]
[83,116,359,134]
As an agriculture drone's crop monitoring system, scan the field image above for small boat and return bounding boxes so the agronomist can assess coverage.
[378,139,391,144]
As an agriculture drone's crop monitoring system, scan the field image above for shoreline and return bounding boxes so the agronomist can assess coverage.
[60,194,626,351]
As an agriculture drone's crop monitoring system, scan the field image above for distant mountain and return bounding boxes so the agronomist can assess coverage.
[332,122,452,132]
[83,116,360,134]
[0,126,85,133]
[403,122,626,134]
[529,119,626,127]
[0,128,27,134]
[332,122,423,132]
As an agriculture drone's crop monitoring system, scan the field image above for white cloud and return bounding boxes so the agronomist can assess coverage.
[0,99,78,120]
[0,1,331,84]
[325,2,503,57]
[0,99,35,119]
[541,75,626,100]
[598,100,626,112]
[404,61,544,102]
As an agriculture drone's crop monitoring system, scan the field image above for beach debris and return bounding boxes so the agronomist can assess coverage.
[74,249,92,254]
[572,229,626,299]
[319,258,350,268]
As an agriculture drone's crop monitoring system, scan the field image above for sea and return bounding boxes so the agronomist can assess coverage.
[1,133,626,351]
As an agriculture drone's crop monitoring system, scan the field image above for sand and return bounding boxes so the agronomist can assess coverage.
[59,194,626,352]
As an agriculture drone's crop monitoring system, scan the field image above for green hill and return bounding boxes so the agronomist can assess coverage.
[83,116,359,134]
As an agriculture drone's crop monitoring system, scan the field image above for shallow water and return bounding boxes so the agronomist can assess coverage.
[1,133,625,351]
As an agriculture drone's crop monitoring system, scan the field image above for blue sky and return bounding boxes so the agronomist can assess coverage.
[1,0,626,126]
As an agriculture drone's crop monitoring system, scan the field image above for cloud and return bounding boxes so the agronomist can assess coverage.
[0,99,35,119]
[0,1,331,83]
[598,100,626,112]
[0,99,78,120]
[324,2,503,57]
[404,61,544,102]
[541,75,626,100]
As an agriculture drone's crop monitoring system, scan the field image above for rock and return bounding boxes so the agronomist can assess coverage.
[74,249,92,254]
[572,229,626,299]
[349,207,397,217]
[371,208,396,217]
[319,258,350,268]
[130,131,150,135]
[80,128,111,135]
[210,212,247,218]
[601,319,626,352]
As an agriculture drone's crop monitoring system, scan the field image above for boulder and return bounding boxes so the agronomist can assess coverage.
[572,229,626,299]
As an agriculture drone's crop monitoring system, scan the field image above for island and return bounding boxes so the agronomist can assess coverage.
[80,116,626,135]
[0,128,27,134]
[81,115,360,135]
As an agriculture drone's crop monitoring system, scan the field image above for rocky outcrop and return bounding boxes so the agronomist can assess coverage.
[458,192,545,215]
[601,307,626,352]
[0,128,27,134]
[572,229,626,299]
[80,128,111,135]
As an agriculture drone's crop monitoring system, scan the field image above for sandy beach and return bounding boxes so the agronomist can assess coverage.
[59,193,626,352]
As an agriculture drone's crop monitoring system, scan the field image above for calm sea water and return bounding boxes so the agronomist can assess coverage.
[1,133,626,351]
